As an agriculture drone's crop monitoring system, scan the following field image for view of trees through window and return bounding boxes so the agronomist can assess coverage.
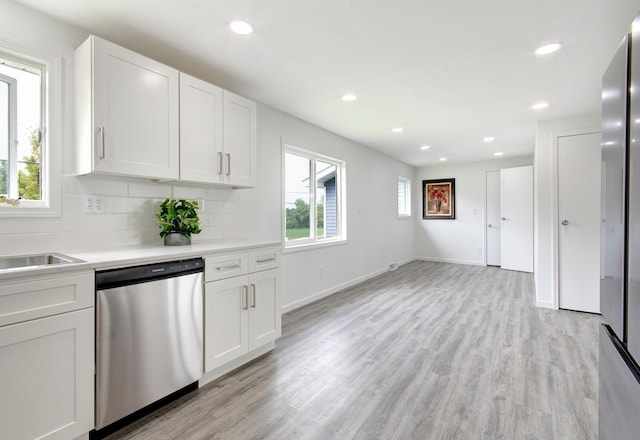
[284,149,342,245]
[285,195,325,240]
[0,54,43,201]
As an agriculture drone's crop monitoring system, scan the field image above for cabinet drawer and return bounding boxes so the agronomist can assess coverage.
[205,253,248,281]
[248,249,280,273]
[0,271,94,327]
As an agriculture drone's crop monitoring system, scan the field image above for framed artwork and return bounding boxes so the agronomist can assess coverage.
[423,178,455,219]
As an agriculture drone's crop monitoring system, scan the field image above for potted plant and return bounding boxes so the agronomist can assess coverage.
[156,198,202,246]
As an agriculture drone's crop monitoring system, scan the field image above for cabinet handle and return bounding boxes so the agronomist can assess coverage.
[242,285,248,310]
[226,153,231,176]
[256,257,276,264]
[217,152,223,175]
[250,284,256,308]
[216,264,241,271]
[98,126,106,159]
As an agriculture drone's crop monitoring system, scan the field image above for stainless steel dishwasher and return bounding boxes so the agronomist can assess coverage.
[94,258,204,437]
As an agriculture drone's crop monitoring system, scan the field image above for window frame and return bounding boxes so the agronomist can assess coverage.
[0,71,18,199]
[0,39,61,217]
[397,176,412,218]
[283,144,347,250]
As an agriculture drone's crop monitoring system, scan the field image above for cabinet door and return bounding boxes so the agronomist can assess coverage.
[92,36,179,179]
[223,90,256,187]
[179,73,224,183]
[248,269,281,350]
[204,276,249,372]
[0,309,94,440]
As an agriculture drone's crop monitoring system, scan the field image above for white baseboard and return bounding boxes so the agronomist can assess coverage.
[199,342,275,387]
[281,258,417,314]
[414,256,484,266]
[281,257,492,314]
[282,268,385,313]
[536,300,556,309]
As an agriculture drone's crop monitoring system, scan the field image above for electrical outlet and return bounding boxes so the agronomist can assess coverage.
[476,247,482,254]
[84,195,105,213]
[197,198,205,213]
[319,266,324,277]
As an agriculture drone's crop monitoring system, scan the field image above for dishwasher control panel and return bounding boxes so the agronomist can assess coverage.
[96,258,204,289]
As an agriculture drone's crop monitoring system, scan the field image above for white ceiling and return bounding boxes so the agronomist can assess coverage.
[10,0,640,166]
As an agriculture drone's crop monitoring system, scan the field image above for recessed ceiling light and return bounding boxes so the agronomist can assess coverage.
[229,20,254,35]
[439,157,447,161]
[531,102,549,110]
[420,145,430,150]
[483,136,495,143]
[494,152,504,157]
[392,127,404,133]
[341,94,357,102]
[535,42,562,56]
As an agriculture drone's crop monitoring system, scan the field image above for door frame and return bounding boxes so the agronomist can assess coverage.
[484,169,501,266]
[551,127,601,310]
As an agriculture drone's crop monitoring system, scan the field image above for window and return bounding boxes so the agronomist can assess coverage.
[0,44,57,215]
[284,146,346,248]
[398,176,411,217]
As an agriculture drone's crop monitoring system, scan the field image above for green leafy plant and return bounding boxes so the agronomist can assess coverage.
[156,199,202,239]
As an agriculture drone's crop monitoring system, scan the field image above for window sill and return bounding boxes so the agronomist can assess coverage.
[283,238,348,254]
[0,204,60,218]
[397,214,412,220]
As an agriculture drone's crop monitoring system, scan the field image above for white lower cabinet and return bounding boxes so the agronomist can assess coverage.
[0,270,94,440]
[204,249,280,374]
[0,308,94,440]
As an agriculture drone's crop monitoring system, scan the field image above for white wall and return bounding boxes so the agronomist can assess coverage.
[257,107,416,312]
[534,113,601,308]
[0,1,416,312]
[415,156,533,265]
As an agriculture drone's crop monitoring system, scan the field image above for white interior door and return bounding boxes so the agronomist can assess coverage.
[558,132,601,313]
[500,166,533,272]
[486,170,501,266]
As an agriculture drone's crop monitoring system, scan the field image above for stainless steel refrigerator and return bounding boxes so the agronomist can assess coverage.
[600,19,640,440]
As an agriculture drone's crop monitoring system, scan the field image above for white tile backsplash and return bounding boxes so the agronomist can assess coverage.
[128,181,174,198]
[208,213,238,227]
[64,174,129,197]
[221,201,238,214]
[172,186,209,200]
[0,174,247,255]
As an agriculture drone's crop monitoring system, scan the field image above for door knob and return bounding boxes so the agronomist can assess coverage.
[488,224,493,228]
[561,219,569,226]
[501,217,506,221]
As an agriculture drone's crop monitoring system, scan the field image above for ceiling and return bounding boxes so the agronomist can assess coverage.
[10,0,640,166]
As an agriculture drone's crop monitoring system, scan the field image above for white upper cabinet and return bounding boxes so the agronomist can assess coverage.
[179,76,256,187]
[76,35,257,187]
[179,72,223,183]
[75,35,180,179]
[223,90,257,187]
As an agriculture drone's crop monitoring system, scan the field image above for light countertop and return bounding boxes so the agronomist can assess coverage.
[0,240,280,282]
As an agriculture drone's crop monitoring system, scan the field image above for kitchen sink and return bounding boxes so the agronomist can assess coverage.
[0,252,85,270]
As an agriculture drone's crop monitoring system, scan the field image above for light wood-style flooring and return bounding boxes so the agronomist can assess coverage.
[106,261,601,440]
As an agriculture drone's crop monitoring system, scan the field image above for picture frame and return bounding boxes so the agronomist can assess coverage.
[423,178,455,219]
